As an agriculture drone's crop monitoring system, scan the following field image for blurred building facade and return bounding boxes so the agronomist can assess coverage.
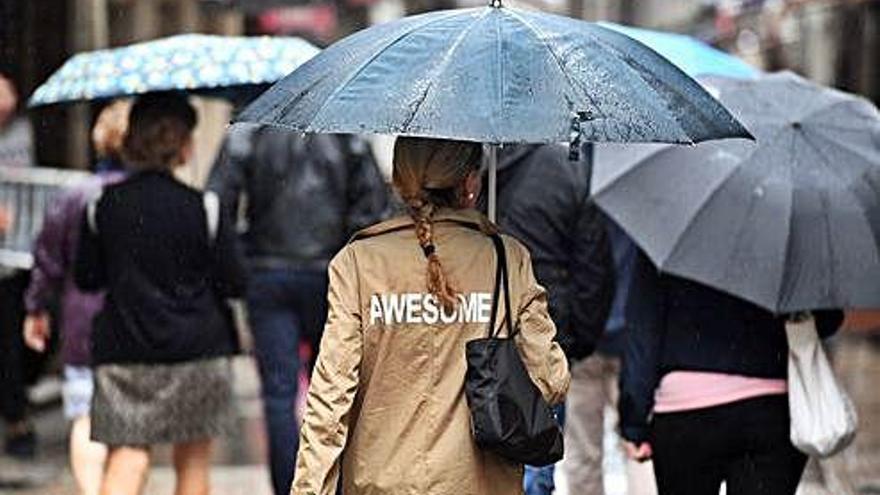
[1,0,878,175]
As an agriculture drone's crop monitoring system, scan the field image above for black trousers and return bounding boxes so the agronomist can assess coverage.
[651,395,807,495]
[0,270,47,424]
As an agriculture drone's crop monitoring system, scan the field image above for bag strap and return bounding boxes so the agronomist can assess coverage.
[487,234,517,340]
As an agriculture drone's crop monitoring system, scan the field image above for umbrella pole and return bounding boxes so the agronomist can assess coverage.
[487,144,498,222]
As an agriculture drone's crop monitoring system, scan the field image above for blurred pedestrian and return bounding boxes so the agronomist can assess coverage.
[486,143,615,495]
[0,204,10,233]
[207,124,389,495]
[22,99,129,495]
[0,74,32,168]
[290,136,569,495]
[564,219,659,495]
[75,93,245,495]
[0,73,39,460]
[620,251,844,495]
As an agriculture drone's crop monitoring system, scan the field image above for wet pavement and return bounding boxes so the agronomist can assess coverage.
[2,334,879,495]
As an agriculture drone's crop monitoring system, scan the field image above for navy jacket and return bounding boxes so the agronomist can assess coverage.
[207,125,390,271]
[75,171,246,365]
[619,251,844,442]
[487,144,615,360]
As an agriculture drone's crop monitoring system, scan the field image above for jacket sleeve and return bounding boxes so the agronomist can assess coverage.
[206,125,254,219]
[565,202,615,359]
[618,250,664,443]
[343,136,390,235]
[210,199,247,298]
[291,246,363,495]
[73,207,106,292]
[510,239,571,406]
[24,190,73,312]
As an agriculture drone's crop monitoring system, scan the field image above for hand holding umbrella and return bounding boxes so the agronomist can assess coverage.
[236,1,751,220]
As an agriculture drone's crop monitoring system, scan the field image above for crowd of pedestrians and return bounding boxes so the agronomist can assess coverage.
[0,79,853,495]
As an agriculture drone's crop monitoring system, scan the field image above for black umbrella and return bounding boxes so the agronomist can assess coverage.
[592,72,880,312]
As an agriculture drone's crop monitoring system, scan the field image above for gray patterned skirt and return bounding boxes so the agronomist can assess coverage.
[91,357,234,446]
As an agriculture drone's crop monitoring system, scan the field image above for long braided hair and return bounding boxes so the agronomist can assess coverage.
[392,137,483,311]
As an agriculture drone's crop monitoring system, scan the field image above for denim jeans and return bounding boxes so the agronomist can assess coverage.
[524,404,566,495]
[247,268,329,495]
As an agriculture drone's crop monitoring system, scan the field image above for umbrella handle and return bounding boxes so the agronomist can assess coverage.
[486,144,498,222]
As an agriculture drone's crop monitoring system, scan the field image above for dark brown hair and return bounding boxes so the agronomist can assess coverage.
[122,92,197,170]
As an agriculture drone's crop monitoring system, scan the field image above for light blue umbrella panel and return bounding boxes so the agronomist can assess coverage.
[598,22,758,79]
[29,34,320,107]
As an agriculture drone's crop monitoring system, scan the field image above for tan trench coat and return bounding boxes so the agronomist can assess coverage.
[291,209,570,495]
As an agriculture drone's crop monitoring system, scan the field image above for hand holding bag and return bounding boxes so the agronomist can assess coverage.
[786,315,858,457]
[464,234,564,466]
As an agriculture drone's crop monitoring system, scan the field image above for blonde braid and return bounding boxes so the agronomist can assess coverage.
[408,198,458,311]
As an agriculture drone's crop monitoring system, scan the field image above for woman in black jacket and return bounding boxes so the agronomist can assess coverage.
[75,93,245,495]
[619,251,843,495]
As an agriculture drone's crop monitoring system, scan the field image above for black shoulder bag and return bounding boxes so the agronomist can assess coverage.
[464,234,564,466]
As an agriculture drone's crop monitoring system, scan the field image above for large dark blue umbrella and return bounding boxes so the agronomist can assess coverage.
[237,3,750,218]
[592,72,880,312]
[238,4,748,146]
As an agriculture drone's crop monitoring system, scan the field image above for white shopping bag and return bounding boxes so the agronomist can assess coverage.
[786,316,858,458]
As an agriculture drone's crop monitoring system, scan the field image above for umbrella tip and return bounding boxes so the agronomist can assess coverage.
[489,0,503,7]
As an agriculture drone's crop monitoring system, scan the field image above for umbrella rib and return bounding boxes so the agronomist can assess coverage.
[806,127,878,169]
[660,155,742,270]
[399,9,490,131]
[503,10,602,119]
[799,128,864,190]
[799,95,880,127]
[306,10,468,129]
[775,131,799,312]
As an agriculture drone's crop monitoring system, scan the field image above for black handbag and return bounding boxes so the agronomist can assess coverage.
[464,234,564,467]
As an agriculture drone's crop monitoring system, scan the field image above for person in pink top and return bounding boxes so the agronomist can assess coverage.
[619,250,843,495]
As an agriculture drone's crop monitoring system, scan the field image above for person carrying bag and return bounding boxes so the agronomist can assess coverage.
[785,314,858,458]
[288,136,569,495]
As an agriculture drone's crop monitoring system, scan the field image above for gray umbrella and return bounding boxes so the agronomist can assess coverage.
[236,3,750,219]
[592,71,880,312]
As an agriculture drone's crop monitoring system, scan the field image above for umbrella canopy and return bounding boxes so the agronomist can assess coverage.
[237,4,750,145]
[28,34,320,107]
[597,22,758,79]
[591,72,880,313]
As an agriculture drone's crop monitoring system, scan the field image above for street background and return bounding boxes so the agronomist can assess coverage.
[1,0,879,494]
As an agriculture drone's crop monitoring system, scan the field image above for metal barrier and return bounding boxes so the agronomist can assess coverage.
[0,166,91,270]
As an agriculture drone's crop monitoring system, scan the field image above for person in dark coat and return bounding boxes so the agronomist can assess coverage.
[75,93,245,495]
[486,143,615,495]
[620,250,844,495]
[207,124,390,495]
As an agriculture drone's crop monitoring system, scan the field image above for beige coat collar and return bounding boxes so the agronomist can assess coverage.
[352,208,498,241]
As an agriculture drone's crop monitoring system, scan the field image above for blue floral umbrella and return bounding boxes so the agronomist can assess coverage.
[28,34,320,107]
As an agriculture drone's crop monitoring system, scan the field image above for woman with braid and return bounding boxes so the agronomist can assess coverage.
[290,137,570,495]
